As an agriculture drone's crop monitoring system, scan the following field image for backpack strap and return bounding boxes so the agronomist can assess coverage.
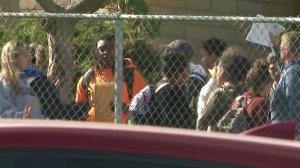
[190,71,207,83]
[235,96,253,109]
[123,67,134,100]
[81,68,94,103]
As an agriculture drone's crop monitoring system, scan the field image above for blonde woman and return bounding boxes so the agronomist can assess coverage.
[28,43,48,73]
[0,41,42,118]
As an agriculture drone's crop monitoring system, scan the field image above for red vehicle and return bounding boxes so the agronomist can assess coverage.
[0,119,299,168]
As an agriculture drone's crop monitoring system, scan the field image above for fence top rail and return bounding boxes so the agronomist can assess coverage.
[0,12,300,23]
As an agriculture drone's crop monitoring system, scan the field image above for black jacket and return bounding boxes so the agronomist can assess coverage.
[29,74,89,120]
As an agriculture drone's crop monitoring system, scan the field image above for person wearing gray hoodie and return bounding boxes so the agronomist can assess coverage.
[0,41,42,119]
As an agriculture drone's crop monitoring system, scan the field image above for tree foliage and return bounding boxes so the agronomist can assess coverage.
[0,0,161,84]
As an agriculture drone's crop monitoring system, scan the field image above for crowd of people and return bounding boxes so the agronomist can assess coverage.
[0,30,300,139]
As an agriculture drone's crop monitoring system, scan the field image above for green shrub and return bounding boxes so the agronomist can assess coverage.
[0,19,47,50]
[124,39,161,84]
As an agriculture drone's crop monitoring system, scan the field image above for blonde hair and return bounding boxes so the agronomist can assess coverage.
[281,31,300,57]
[29,43,47,72]
[1,41,27,94]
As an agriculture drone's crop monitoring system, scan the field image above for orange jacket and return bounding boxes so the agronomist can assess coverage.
[75,58,146,122]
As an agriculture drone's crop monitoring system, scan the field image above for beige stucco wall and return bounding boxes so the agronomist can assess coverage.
[144,0,299,62]
[1,0,298,15]
[145,0,298,16]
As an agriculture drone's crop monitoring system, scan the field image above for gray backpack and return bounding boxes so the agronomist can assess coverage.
[216,96,252,133]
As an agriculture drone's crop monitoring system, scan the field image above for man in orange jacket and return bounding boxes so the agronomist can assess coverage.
[75,33,146,123]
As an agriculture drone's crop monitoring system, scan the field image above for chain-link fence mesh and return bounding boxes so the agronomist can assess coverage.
[0,12,300,134]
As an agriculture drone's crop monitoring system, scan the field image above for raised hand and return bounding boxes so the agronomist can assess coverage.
[269,32,280,46]
[24,105,32,118]
[209,65,218,79]
[54,78,61,89]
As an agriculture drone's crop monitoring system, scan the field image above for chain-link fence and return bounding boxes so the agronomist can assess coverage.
[0,12,300,134]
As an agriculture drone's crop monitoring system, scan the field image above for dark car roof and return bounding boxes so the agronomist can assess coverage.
[0,119,300,167]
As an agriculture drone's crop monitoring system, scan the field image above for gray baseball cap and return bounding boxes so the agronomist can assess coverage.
[168,39,194,60]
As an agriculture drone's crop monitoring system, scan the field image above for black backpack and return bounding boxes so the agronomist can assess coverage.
[129,79,169,124]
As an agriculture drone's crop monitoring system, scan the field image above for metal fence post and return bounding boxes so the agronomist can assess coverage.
[114,17,123,124]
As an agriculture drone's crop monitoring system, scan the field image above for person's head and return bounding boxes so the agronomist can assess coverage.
[1,41,30,94]
[267,52,280,82]
[201,38,227,70]
[167,39,194,62]
[280,31,300,65]
[245,59,272,98]
[161,47,189,85]
[93,32,115,68]
[215,46,250,86]
[29,43,47,72]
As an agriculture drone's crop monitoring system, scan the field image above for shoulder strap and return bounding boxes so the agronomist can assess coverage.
[82,68,94,102]
[82,66,135,101]
[148,80,169,102]
[239,96,253,108]
[26,76,38,84]
[190,71,207,83]
[124,67,135,100]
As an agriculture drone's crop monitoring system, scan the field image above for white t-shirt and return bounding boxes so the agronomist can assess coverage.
[197,77,218,118]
